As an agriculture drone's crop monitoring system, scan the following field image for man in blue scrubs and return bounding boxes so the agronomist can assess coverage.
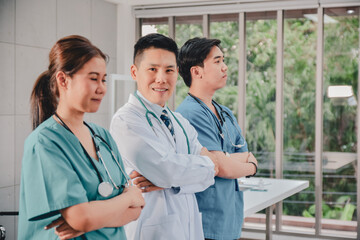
[177,37,258,240]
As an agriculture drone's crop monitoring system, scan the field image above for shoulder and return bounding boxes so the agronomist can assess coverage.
[220,104,235,117]
[112,102,144,124]
[25,117,64,148]
[176,96,211,123]
[176,96,201,115]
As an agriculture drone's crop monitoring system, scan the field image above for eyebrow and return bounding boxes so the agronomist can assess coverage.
[213,55,223,60]
[89,72,107,77]
[148,64,176,68]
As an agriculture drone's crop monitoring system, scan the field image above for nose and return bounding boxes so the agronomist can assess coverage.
[96,81,107,95]
[222,62,228,72]
[155,71,166,84]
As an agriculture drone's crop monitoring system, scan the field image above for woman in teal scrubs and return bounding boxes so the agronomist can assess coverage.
[18,35,144,240]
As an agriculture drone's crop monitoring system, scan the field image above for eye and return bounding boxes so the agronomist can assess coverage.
[149,68,156,72]
[102,79,107,83]
[166,69,174,73]
[91,78,98,81]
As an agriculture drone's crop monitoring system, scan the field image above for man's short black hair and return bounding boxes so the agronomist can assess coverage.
[178,37,221,87]
[133,33,178,66]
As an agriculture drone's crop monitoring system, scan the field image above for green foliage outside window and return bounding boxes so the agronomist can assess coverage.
[150,11,358,222]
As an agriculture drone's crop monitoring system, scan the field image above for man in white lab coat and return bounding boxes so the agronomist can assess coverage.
[110,33,219,240]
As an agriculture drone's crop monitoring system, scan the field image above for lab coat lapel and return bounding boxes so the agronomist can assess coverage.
[128,94,177,150]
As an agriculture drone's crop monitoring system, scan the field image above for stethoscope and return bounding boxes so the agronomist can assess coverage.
[54,113,131,198]
[134,92,191,154]
[188,93,246,149]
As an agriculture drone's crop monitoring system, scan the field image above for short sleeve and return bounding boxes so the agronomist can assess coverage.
[22,136,88,221]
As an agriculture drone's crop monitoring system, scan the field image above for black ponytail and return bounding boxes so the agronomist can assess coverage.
[30,70,57,130]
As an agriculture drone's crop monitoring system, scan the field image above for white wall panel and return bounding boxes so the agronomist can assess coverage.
[0,0,15,43]
[15,46,48,115]
[92,0,117,58]
[16,0,56,48]
[57,0,91,39]
[0,116,14,188]
[15,115,32,185]
[0,43,15,115]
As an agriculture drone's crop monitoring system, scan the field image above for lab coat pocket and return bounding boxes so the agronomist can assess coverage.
[139,214,186,240]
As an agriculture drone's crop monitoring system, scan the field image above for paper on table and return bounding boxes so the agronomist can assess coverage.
[238,178,271,191]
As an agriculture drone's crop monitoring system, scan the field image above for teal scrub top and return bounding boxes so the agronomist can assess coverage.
[177,96,248,240]
[18,117,128,240]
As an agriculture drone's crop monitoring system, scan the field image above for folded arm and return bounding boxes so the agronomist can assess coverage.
[212,151,258,179]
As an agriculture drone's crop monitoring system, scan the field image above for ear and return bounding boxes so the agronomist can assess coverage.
[130,64,137,82]
[190,66,202,79]
[55,71,68,89]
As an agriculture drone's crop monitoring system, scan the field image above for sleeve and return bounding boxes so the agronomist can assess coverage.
[109,111,215,190]
[180,106,223,152]
[170,113,215,194]
[22,136,88,221]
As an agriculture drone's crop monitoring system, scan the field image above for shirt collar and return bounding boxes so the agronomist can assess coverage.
[135,90,168,117]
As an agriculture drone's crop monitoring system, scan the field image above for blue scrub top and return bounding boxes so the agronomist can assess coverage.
[18,117,128,240]
[177,95,248,240]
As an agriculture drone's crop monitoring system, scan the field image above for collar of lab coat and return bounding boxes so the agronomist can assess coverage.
[133,90,169,119]
[128,91,177,148]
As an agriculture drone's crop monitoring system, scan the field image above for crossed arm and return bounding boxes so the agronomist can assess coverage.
[45,185,144,240]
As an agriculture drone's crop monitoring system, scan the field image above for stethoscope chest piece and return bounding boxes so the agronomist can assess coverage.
[98,181,113,197]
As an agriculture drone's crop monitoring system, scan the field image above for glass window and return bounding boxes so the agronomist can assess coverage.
[245,11,277,178]
[210,14,239,114]
[282,8,317,233]
[141,17,169,36]
[322,7,358,238]
[175,15,203,107]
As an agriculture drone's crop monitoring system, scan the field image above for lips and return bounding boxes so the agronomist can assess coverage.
[152,88,168,92]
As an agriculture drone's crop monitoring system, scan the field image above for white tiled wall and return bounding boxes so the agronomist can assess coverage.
[0,0,117,238]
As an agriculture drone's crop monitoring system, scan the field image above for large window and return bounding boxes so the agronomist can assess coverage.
[321,7,358,236]
[282,8,317,232]
[245,11,277,179]
[210,14,239,114]
[137,3,360,238]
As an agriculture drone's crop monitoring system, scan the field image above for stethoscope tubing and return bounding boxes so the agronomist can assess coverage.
[134,92,191,154]
[187,93,245,149]
[53,113,131,191]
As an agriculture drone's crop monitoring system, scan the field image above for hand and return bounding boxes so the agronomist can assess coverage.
[200,147,219,176]
[247,152,258,166]
[130,171,163,193]
[45,216,85,240]
[122,185,145,208]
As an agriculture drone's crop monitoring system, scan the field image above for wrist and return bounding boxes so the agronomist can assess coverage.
[246,161,257,178]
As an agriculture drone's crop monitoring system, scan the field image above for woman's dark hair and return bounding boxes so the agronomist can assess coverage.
[178,37,221,87]
[133,33,178,66]
[30,35,108,129]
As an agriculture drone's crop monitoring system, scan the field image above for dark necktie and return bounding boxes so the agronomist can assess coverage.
[160,109,176,141]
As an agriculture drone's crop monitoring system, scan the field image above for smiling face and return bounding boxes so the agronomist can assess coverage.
[200,46,228,91]
[63,56,107,113]
[131,47,178,107]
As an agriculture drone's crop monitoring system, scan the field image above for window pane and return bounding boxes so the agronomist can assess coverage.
[282,8,317,233]
[142,17,169,36]
[245,11,277,179]
[243,11,277,230]
[210,14,239,114]
[175,15,203,107]
[322,7,358,238]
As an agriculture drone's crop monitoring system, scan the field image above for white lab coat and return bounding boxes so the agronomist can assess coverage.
[110,92,215,240]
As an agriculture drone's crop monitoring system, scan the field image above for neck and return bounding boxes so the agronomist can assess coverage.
[55,102,85,130]
[189,84,215,107]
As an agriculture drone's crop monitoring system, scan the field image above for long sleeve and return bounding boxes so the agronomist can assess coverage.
[110,107,215,190]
